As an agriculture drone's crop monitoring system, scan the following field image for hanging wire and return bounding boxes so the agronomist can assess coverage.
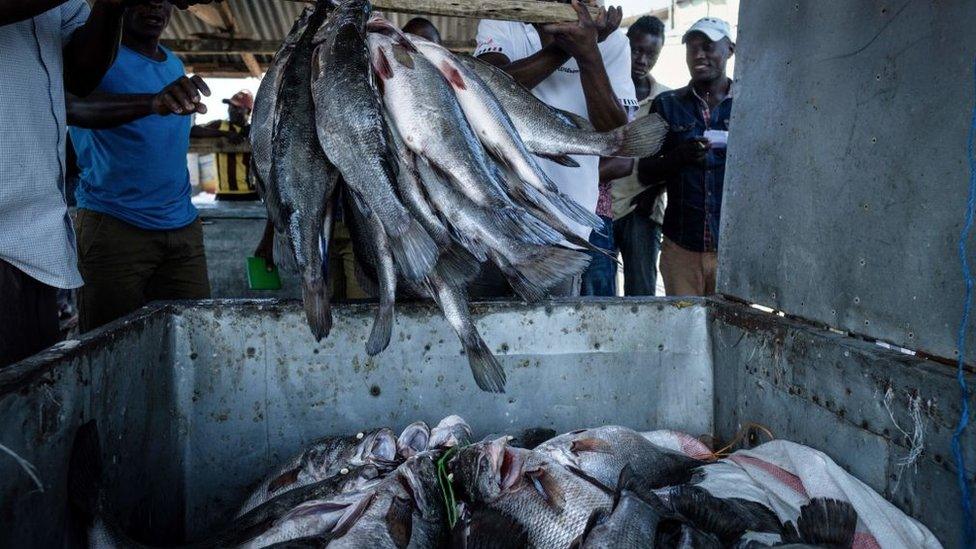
[952,55,976,549]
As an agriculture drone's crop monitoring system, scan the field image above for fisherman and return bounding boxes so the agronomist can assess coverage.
[0,0,211,367]
[609,15,669,297]
[67,0,213,333]
[474,0,636,297]
[637,17,734,297]
[191,90,257,200]
[402,16,441,45]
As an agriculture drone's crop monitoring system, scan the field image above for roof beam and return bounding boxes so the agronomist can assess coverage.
[275,0,596,23]
[164,37,476,55]
[240,53,264,77]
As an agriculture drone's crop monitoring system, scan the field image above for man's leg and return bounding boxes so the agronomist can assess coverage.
[0,259,59,367]
[614,213,658,296]
[76,210,161,333]
[146,218,212,302]
[660,237,705,296]
[580,216,617,297]
[648,221,663,295]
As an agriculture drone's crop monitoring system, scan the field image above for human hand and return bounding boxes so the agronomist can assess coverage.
[152,75,211,116]
[671,138,710,167]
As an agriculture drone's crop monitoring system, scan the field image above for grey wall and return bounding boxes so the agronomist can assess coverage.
[709,301,974,548]
[720,0,976,360]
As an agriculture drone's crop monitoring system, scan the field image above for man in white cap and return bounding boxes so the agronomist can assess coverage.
[637,17,734,296]
[474,0,636,297]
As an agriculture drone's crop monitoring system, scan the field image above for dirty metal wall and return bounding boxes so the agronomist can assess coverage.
[171,298,713,536]
[0,298,713,544]
[708,301,974,548]
[719,0,976,360]
[198,203,301,299]
[0,312,186,548]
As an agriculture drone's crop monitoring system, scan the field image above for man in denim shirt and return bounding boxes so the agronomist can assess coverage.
[638,17,734,296]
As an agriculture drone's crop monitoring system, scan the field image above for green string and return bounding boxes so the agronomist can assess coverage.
[436,445,461,528]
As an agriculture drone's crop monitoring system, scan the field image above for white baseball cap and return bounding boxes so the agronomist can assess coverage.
[682,17,734,44]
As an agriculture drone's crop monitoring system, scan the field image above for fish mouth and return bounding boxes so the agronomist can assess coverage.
[362,429,398,465]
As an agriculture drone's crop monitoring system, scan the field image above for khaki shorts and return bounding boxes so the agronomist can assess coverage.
[659,237,717,297]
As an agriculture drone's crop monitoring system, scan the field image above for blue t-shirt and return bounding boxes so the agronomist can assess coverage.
[70,45,196,230]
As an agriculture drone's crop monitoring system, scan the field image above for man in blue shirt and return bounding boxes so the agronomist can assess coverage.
[68,0,213,332]
[638,17,734,296]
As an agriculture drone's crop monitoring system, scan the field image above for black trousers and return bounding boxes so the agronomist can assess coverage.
[0,259,59,368]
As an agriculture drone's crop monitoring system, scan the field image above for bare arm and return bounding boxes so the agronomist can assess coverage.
[576,50,627,131]
[599,157,633,183]
[191,121,230,138]
[541,1,626,131]
[68,74,210,129]
[62,1,127,96]
[478,45,571,90]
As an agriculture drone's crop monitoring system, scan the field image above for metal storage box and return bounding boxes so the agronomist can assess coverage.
[0,298,969,546]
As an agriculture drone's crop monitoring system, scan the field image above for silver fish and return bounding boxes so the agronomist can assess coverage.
[250,5,314,192]
[367,32,561,248]
[458,55,668,161]
[451,438,612,548]
[346,194,397,356]
[397,421,431,459]
[238,428,398,517]
[416,157,590,302]
[428,415,473,449]
[311,0,438,283]
[239,489,378,549]
[264,1,338,341]
[535,425,702,493]
[401,30,603,233]
[572,466,662,549]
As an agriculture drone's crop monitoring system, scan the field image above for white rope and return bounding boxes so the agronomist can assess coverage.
[883,386,925,491]
[0,442,44,493]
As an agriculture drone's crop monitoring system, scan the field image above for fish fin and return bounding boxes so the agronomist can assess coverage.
[267,466,301,494]
[388,219,439,282]
[365,301,393,356]
[570,437,614,455]
[564,464,615,495]
[552,192,604,231]
[569,507,609,549]
[669,485,749,542]
[608,112,669,158]
[504,245,592,302]
[537,153,581,168]
[436,244,484,284]
[495,207,562,246]
[526,468,565,512]
[274,231,299,273]
[460,324,506,393]
[301,275,332,342]
[264,534,336,548]
[445,223,490,263]
[554,107,595,131]
[616,464,665,510]
[67,420,103,523]
[796,497,858,547]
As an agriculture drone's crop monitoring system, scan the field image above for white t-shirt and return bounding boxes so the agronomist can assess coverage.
[474,20,637,237]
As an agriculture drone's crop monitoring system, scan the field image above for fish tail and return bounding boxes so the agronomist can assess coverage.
[552,192,604,231]
[365,301,393,356]
[496,207,562,245]
[460,325,507,393]
[503,245,591,302]
[274,230,299,273]
[608,112,669,158]
[617,464,665,509]
[388,219,439,282]
[302,275,332,342]
[436,244,484,284]
[796,498,858,547]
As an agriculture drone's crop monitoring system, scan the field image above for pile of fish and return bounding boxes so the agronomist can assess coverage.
[250,0,667,393]
[70,420,865,548]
